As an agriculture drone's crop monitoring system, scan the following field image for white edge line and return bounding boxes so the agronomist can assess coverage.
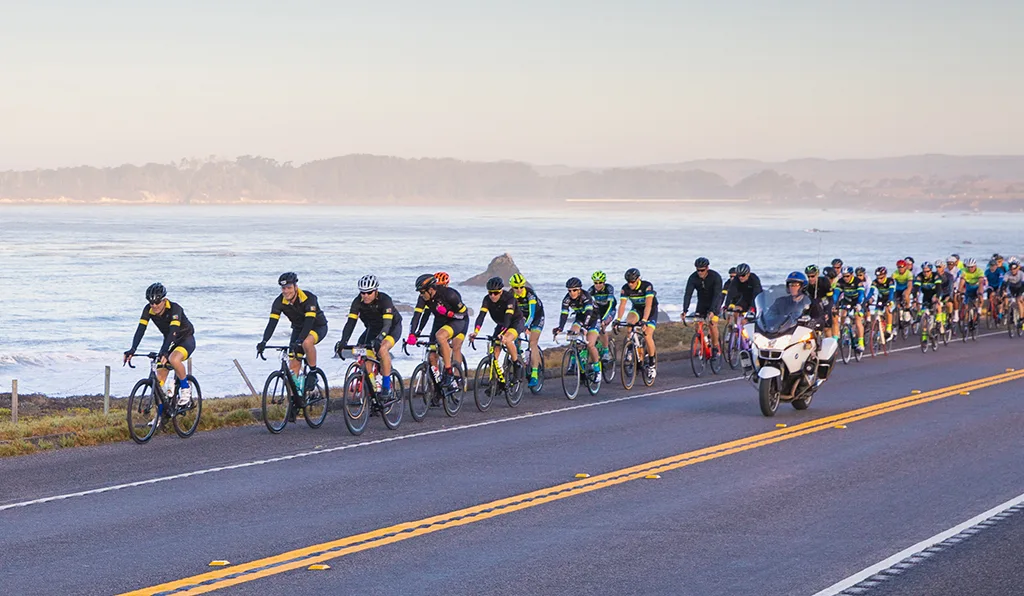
[0,377,742,512]
[812,490,1024,595]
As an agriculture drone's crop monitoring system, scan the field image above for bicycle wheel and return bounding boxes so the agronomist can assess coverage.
[381,372,404,430]
[840,327,852,364]
[529,348,546,394]
[342,371,369,435]
[853,327,864,362]
[601,339,617,383]
[172,375,203,438]
[561,348,581,400]
[621,342,637,390]
[474,356,494,411]
[506,358,525,407]
[302,367,330,428]
[127,378,159,444]
[880,321,891,355]
[898,308,911,340]
[442,364,464,417]
[724,324,738,369]
[868,320,879,357]
[408,363,431,422]
[641,352,656,387]
[709,336,723,374]
[261,371,291,434]
[690,333,705,377]
[586,358,602,396]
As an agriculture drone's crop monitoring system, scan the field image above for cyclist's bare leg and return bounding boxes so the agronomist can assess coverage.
[452,334,465,371]
[302,335,317,368]
[501,328,519,364]
[168,350,187,381]
[379,337,394,377]
[436,328,453,370]
[586,329,599,363]
[528,330,541,369]
[708,314,720,349]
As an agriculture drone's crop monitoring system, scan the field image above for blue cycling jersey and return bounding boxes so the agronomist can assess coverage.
[985,268,1005,290]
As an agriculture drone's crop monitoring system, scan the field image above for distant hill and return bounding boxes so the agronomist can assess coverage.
[1,153,1022,210]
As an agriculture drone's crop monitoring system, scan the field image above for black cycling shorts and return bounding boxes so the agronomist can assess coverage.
[291,324,328,346]
[432,316,468,340]
[358,322,403,347]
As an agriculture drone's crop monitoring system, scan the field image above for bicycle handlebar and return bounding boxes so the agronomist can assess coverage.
[123,351,160,369]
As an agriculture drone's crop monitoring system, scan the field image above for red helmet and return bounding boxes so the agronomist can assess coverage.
[896,260,908,268]
[434,271,450,286]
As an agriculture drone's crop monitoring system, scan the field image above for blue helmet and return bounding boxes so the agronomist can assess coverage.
[786,271,808,287]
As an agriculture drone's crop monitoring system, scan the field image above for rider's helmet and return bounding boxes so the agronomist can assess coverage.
[831,258,844,269]
[736,263,751,277]
[785,271,808,288]
[896,259,908,269]
[509,273,527,288]
[278,272,298,287]
[951,253,960,260]
[566,277,583,289]
[146,283,166,303]
[415,274,436,292]
[855,266,866,276]
[590,271,606,283]
[357,275,379,292]
[728,267,737,275]
[824,266,837,279]
[486,276,504,291]
[805,264,819,275]
[624,268,641,283]
[842,266,855,276]
[1011,259,1021,269]
[694,257,710,269]
[946,256,957,266]
[922,262,933,272]
[935,258,947,268]
[433,271,450,286]
[875,266,887,277]
[964,257,977,268]
[905,256,915,265]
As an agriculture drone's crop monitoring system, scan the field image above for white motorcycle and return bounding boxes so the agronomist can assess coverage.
[739,293,838,416]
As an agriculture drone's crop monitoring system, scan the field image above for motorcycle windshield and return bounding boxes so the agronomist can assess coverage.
[756,294,809,335]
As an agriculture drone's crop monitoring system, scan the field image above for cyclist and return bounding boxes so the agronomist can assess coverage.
[985,259,1006,317]
[724,263,762,317]
[510,273,546,388]
[682,257,724,355]
[935,259,956,324]
[803,265,835,330]
[824,266,839,290]
[408,273,469,391]
[914,262,945,336]
[123,283,195,407]
[257,272,328,395]
[553,277,601,382]
[336,275,403,403]
[833,266,866,352]
[1004,259,1024,327]
[722,266,738,294]
[588,271,617,366]
[615,268,659,369]
[866,266,896,339]
[958,258,986,329]
[993,254,1009,274]
[470,277,526,382]
[945,255,964,324]
[905,256,917,276]
[892,260,914,308]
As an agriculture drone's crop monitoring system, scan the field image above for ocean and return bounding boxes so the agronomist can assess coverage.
[1,203,1019,397]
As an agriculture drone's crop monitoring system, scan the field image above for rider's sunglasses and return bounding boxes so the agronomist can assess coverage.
[696,268,707,273]
[360,290,375,295]
[488,290,502,295]
[148,300,163,306]
[568,288,581,293]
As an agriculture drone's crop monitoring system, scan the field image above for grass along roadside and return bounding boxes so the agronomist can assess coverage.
[0,322,712,458]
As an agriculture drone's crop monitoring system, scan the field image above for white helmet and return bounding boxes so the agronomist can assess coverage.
[946,256,957,265]
[358,275,379,292]
[964,257,977,267]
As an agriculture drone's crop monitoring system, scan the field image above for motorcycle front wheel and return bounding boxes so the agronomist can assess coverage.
[758,376,780,417]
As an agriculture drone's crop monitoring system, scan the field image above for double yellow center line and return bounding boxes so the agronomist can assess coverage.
[123,369,1024,595]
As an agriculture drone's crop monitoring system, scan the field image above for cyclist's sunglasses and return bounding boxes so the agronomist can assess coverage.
[696,268,708,273]
[488,290,502,295]
[360,290,375,295]
[568,288,581,293]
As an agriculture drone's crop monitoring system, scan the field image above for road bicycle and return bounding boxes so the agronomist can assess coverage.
[554,331,601,400]
[919,305,941,353]
[337,345,405,435]
[404,335,465,419]
[722,307,752,370]
[258,345,329,433]
[684,314,722,377]
[470,332,526,410]
[836,307,863,363]
[866,305,890,357]
[125,352,203,444]
[614,321,655,390]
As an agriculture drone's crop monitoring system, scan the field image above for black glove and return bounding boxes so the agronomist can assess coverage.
[374,331,388,347]
[122,350,134,363]
[334,340,345,358]
[256,341,266,354]
[289,341,303,354]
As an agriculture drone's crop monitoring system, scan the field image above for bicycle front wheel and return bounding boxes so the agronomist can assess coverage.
[561,348,581,400]
[601,340,617,383]
[724,324,740,369]
[261,371,290,434]
[690,333,705,377]
[343,371,369,435]
[474,356,494,411]
[303,367,330,428]
[529,348,546,394]
[172,375,203,438]
[505,357,525,407]
[621,341,637,390]
[381,372,404,430]
[408,363,431,422]
[442,365,463,417]
[127,378,158,444]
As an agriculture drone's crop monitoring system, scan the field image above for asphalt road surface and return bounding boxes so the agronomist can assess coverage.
[2,331,1023,596]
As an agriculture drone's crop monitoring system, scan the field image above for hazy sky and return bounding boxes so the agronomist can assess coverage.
[2,0,1022,170]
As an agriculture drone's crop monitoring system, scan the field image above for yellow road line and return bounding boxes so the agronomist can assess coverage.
[120,369,1024,596]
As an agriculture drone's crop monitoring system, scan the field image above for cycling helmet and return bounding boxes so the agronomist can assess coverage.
[842,266,854,276]
[728,266,737,275]
[736,263,751,276]
[358,275,379,292]
[875,266,887,276]
[434,271,450,286]
[590,270,606,283]
[855,266,866,275]
[951,253,960,260]
[415,274,436,292]
[935,260,946,269]
[785,271,808,287]
[805,264,819,275]
[486,276,504,291]
[146,282,166,303]
[964,257,977,268]
[1011,260,1021,269]
[1010,256,1021,265]
[831,258,843,268]
[509,273,526,288]
[278,272,298,287]
[624,268,641,282]
[824,266,837,279]
[694,257,710,269]
[946,256,957,265]
[922,262,933,271]
[905,256,915,264]
[566,277,583,289]
[896,259,908,268]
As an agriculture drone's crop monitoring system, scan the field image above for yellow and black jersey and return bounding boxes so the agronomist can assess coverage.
[474,290,524,332]
[129,300,194,356]
[411,286,468,333]
[341,292,402,345]
[262,288,328,344]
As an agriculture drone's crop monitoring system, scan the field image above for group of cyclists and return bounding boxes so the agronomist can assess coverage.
[123,252,1024,410]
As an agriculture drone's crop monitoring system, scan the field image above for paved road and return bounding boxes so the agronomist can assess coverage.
[2,332,1023,595]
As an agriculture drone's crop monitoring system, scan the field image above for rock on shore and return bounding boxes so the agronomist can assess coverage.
[462,253,523,286]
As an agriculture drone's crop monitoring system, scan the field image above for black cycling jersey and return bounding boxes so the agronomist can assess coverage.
[938,271,955,299]
[130,299,195,357]
[682,270,724,315]
[513,286,545,327]
[914,272,943,302]
[803,276,834,305]
[411,286,468,334]
[870,277,895,305]
[558,290,597,330]
[588,284,616,321]
[340,291,402,345]
[261,288,328,344]
[833,277,865,306]
[620,280,658,319]
[474,290,524,332]
[724,273,762,310]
